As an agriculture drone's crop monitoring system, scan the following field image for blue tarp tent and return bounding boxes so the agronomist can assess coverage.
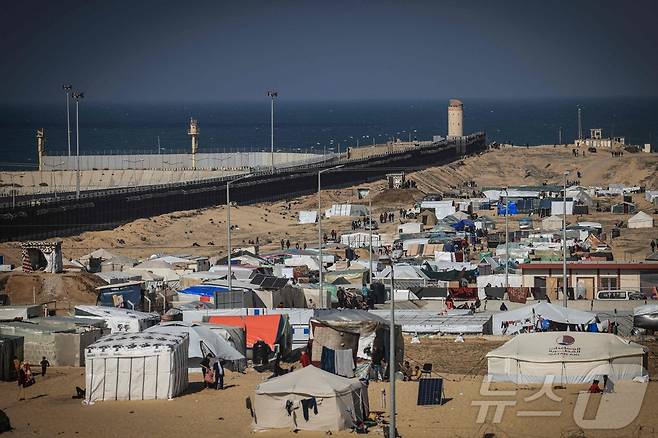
[178,284,227,298]
[452,219,475,231]
[497,201,518,215]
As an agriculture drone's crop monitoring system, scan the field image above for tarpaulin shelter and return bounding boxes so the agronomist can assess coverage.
[201,323,248,371]
[309,309,403,367]
[85,332,189,402]
[206,314,291,352]
[628,211,654,229]
[252,365,369,432]
[497,201,518,216]
[452,219,475,231]
[487,332,648,384]
[20,240,63,273]
[491,302,596,335]
[298,210,318,224]
[145,321,244,368]
[74,305,160,333]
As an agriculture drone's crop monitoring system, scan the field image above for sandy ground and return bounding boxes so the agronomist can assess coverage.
[3,337,658,437]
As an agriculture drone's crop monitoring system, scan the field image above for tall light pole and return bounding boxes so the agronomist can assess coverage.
[73,91,84,199]
[384,253,400,438]
[63,84,72,156]
[318,165,343,308]
[563,171,569,306]
[503,187,509,288]
[226,174,250,309]
[577,107,582,141]
[267,91,278,174]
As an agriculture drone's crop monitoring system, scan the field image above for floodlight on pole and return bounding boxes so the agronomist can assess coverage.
[226,173,251,309]
[62,84,72,156]
[73,91,84,199]
[318,165,343,308]
[503,187,509,288]
[267,91,278,174]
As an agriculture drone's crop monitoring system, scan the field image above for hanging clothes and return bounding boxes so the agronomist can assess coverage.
[334,348,355,378]
[320,346,336,374]
[300,397,318,421]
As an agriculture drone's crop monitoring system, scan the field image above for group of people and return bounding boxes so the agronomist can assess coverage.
[379,211,395,224]
[200,354,225,391]
[280,239,308,251]
[13,356,50,400]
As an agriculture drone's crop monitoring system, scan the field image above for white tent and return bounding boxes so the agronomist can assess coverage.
[298,210,318,224]
[85,332,189,402]
[628,211,654,229]
[252,365,369,432]
[324,204,368,218]
[145,321,244,368]
[340,232,381,248]
[74,305,160,333]
[491,302,596,335]
[487,332,647,384]
[551,201,574,216]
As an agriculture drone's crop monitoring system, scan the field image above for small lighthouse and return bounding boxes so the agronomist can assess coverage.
[36,128,46,170]
[188,118,199,169]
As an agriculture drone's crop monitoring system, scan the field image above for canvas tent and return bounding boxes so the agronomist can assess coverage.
[74,305,160,333]
[628,211,654,229]
[252,365,369,432]
[491,302,596,335]
[487,332,647,384]
[298,210,318,224]
[325,204,368,218]
[145,321,244,368]
[85,332,189,402]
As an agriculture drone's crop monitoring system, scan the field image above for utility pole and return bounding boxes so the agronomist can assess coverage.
[63,84,72,156]
[577,107,582,140]
[563,171,569,306]
[267,91,278,173]
[504,188,509,288]
[73,91,84,199]
[558,127,562,145]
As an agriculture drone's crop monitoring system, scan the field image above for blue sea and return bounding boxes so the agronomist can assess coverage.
[1,98,657,169]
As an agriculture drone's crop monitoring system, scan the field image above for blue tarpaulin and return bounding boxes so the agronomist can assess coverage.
[451,219,475,231]
[497,201,518,215]
[178,284,227,298]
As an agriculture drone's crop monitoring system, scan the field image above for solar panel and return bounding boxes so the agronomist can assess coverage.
[250,274,265,285]
[272,278,289,289]
[260,277,277,289]
[417,378,443,405]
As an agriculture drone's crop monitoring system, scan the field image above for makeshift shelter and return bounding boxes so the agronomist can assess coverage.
[95,281,144,309]
[298,210,318,224]
[74,305,160,333]
[20,240,63,273]
[474,216,496,231]
[611,202,637,214]
[487,332,648,384]
[628,211,654,229]
[202,323,248,371]
[252,365,369,432]
[491,302,596,336]
[541,215,564,231]
[418,210,438,227]
[325,204,368,218]
[206,314,291,352]
[309,309,403,369]
[85,332,189,402]
[145,321,244,368]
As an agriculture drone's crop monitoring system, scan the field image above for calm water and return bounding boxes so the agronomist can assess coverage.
[1,98,657,169]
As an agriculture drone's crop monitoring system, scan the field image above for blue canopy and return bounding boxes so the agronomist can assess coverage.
[452,219,475,231]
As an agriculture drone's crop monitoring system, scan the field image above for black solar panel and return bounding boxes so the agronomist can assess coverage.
[272,278,289,289]
[417,378,443,406]
[260,277,277,289]
[250,274,266,285]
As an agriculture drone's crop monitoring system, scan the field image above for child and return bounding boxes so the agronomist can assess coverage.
[40,357,50,377]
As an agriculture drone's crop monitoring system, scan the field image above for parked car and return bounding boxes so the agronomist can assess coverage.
[362,219,378,230]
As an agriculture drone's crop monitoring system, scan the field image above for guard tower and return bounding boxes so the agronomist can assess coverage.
[36,128,46,170]
[590,128,602,140]
[447,99,464,138]
[188,118,199,169]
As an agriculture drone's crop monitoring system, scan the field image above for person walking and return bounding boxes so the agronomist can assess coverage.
[201,354,213,389]
[213,358,225,390]
[651,239,656,253]
[40,356,50,377]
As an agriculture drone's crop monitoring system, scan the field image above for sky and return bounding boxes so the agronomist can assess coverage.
[1,0,657,103]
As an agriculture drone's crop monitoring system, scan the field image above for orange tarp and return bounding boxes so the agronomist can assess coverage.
[208,314,281,348]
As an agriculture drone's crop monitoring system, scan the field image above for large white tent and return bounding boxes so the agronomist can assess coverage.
[487,332,647,384]
[145,321,244,368]
[252,365,369,432]
[628,211,654,229]
[491,302,596,335]
[85,332,189,402]
[74,305,160,333]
